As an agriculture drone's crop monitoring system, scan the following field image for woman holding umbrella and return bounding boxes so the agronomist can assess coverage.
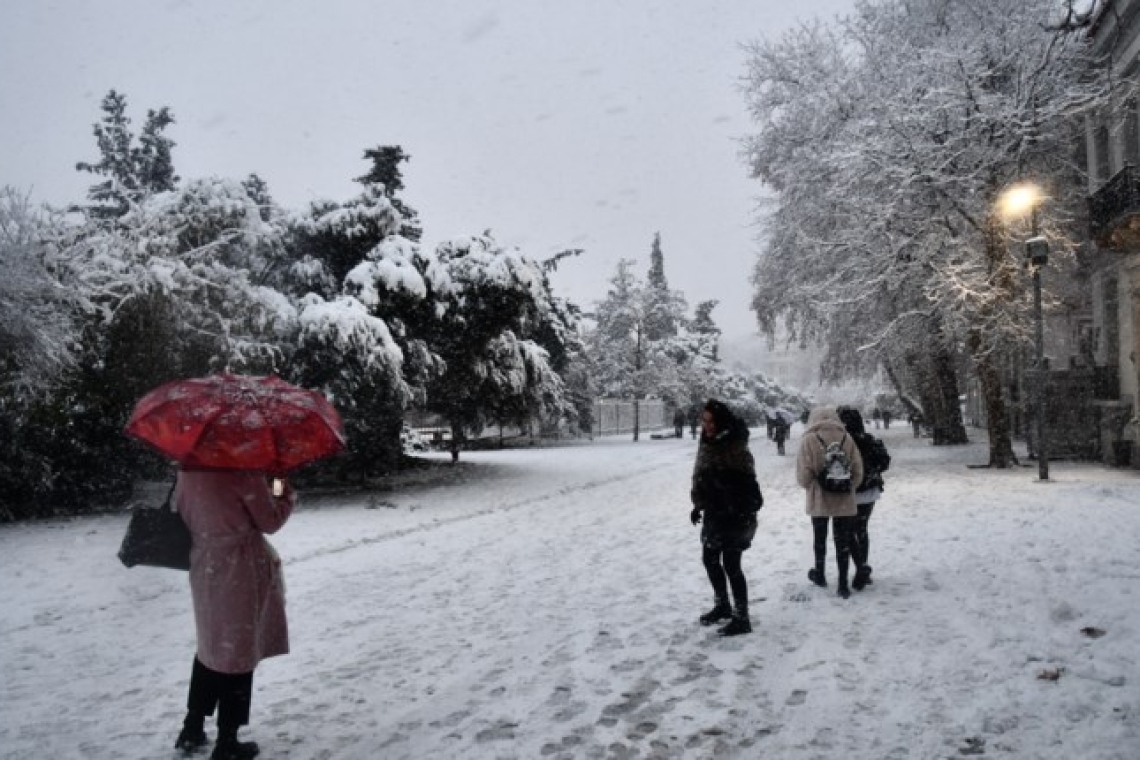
[173,471,293,760]
[126,374,345,759]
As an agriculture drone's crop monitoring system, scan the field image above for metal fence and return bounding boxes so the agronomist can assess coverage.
[592,398,669,437]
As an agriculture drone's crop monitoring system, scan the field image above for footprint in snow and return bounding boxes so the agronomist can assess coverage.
[786,689,808,706]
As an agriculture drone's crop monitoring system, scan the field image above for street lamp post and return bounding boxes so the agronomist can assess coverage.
[1026,233,1050,481]
[999,183,1049,481]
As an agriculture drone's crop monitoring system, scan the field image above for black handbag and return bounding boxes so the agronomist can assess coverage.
[118,482,191,571]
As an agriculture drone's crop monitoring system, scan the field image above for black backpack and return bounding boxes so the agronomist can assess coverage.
[859,435,890,491]
[816,433,854,493]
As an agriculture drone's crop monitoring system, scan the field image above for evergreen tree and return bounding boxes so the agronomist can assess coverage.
[423,234,567,456]
[356,145,423,241]
[691,299,721,362]
[75,90,178,221]
[643,232,681,341]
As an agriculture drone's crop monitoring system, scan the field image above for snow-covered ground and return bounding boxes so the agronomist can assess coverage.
[2,425,1138,759]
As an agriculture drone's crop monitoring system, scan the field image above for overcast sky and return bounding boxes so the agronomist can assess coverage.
[1,0,856,338]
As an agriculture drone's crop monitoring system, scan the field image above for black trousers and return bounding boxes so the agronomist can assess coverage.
[850,502,875,568]
[702,547,747,611]
[812,515,857,583]
[187,657,254,730]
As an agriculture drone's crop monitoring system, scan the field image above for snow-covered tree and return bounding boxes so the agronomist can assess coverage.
[0,188,80,397]
[589,258,641,399]
[4,176,295,509]
[75,90,178,221]
[643,233,685,341]
[283,174,417,475]
[742,0,1125,465]
[355,145,423,242]
[422,233,569,455]
[588,256,699,437]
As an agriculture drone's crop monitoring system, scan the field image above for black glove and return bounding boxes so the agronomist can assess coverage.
[690,508,702,526]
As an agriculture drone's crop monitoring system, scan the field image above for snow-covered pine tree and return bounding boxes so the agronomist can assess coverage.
[643,232,683,341]
[589,258,645,404]
[75,90,178,222]
[283,165,416,476]
[356,145,423,242]
[423,233,568,456]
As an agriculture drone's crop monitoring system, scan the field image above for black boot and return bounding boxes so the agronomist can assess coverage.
[211,728,259,760]
[807,567,827,587]
[718,604,751,637]
[175,712,208,753]
[837,565,851,599]
[699,597,733,626]
[852,565,873,591]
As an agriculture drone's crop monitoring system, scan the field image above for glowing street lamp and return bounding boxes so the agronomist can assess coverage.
[998,183,1044,220]
[998,182,1049,481]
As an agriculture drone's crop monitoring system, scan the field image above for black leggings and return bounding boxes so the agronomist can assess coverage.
[187,657,254,730]
[851,502,875,567]
[702,547,747,608]
[812,516,857,583]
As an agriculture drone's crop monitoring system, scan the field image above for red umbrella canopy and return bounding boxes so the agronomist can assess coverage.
[125,374,346,473]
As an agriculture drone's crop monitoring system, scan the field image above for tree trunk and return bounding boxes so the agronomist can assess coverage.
[930,340,968,445]
[970,334,1017,467]
[450,421,463,463]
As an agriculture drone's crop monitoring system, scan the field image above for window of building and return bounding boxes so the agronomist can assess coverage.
[1095,123,1112,183]
[1123,100,1139,167]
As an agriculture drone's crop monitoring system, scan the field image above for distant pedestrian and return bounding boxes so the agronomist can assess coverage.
[673,407,686,439]
[908,410,923,438]
[687,405,700,439]
[796,407,864,599]
[871,408,882,429]
[838,407,890,591]
[882,409,892,429]
[173,469,294,760]
[773,419,789,456]
[690,399,763,636]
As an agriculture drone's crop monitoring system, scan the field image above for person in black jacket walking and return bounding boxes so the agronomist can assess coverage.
[837,406,890,591]
[690,399,763,636]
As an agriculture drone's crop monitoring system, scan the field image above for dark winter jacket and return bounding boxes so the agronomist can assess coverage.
[838,407,890,493]
[691,401,763,551]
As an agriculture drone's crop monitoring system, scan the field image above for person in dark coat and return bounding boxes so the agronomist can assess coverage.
[838,407,889,590]
[773,419,789,455]
[690,399,763,636]
[687,405,700,439]
[673,407,686,438]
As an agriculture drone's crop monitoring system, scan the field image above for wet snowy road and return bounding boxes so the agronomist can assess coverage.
[2,428,1139,759]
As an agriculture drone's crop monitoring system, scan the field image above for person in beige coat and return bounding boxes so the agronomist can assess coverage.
[796,406,864,598]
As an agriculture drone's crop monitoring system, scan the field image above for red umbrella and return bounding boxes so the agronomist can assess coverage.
[125,374,346,473]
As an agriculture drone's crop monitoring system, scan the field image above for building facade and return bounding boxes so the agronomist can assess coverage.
[1084,0,1140,466]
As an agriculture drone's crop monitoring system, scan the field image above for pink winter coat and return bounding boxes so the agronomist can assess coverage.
[174,470,294,674]
[796,407,864,518]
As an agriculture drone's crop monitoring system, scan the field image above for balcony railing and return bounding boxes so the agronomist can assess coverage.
[1089,164,1140,241]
